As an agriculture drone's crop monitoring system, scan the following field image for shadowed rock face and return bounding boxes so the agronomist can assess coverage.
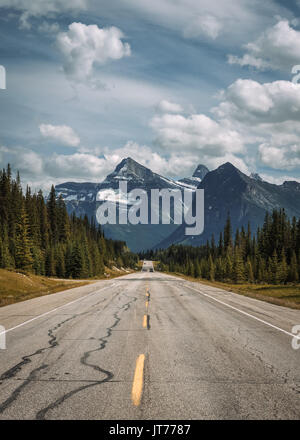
[156,162,300,249]
[193,164,209,180]
[250,172,263,182]
[177,164,209,188]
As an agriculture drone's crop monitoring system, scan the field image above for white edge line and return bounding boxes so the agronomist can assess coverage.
[0,282,116,337]
[182,283,300,341]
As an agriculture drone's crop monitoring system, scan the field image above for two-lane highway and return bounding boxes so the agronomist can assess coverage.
[0,267,299,419]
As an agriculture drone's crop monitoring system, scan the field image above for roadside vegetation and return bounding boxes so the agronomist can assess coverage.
[0,268,88,307]
[166,271,300,309]
[0,266,134,307]
[143,209,300,285]
[142,209,300,309]
[0,164,138,280]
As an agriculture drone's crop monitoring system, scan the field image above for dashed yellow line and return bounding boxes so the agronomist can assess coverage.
[146,300,149,309]
[131,354,145,406]
[143,314,148,328]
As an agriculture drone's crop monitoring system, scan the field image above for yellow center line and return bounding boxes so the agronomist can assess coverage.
[131,354,145,406]
[143,314,148,328]
[146,300,149,309]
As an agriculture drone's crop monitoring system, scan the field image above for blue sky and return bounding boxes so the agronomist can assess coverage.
[0,0,300,190]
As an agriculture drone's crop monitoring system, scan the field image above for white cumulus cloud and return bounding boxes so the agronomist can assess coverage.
[151,113,244,156]
[213,78,300,171]
[39,124,80,147]
[57,22,131,85]
[0,145,44,177]
[156,100,184,114]
[259,143,300,170]
[213,79,300,124]
[228,20,300,71]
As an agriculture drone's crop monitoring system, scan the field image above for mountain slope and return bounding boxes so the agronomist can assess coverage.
[56,159,300,251]
[56,157,194,252]
[157,162,300,248]
[177,164,209,188]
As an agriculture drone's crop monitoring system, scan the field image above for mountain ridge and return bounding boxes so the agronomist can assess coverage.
[55,157,300,251]
[56,157,196,251]
[156,162,300,249]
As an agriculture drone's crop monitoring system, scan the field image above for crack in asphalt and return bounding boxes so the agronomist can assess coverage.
[0,311,84,382]
[0,295,113,415]
[35,292,137,420]
[0,365,48,414]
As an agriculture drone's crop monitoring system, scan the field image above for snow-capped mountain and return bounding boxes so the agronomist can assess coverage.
[56,158,300,252]
[55,157,195,251]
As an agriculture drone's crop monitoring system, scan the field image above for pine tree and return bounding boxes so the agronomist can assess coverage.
[32,246,44,275]
[45,247,56,277]
[288,251,299,283]
[233,247,245,284]
[215,257,225,281]
[90,241,104,276]
[224,212,233,250]
[245,258,254,283]
[208,254,215,281]
[55,245,66,278]
[0,224,13,268]
[47,185,58,244]
[225,250,233,280]
[278,249,288,284]
[15,205,33,270]
[186,259,195,277]
[218,232,223,257]
[70,242,84,279]
[270,250,279,284]
[37,190,49,249]
[57,195,70,242]
[194,260,201,278]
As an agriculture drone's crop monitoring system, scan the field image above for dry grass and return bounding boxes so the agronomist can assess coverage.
[103,266,134,279]
[0,269,90,307]
[167,272,300,310]
[0,267,134,307]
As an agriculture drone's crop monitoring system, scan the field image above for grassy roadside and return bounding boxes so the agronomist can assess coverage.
[166,271,300,310]
[0,267,135,307]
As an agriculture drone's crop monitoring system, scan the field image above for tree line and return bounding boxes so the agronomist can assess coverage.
[141,209,300,284]
[0,165,138,278]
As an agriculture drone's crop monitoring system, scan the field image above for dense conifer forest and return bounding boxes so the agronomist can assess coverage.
[0,165,138,278]
[142,210,300,284]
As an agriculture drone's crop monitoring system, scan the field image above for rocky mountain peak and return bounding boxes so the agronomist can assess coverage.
[218,162,239,172]
[201,162,246,186]
[250,172,263,182]
[106,157,154,183]
[282,180,300,191]
[192,164,209,180]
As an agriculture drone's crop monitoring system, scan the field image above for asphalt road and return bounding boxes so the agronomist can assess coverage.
[0,265,300,420]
